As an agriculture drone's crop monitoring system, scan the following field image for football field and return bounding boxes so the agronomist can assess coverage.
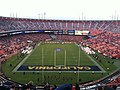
[2,42,118,85]
[13,42,104,72]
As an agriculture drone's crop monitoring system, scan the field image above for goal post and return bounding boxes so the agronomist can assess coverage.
[54,50,56,66]
[41,47,44,82]
[54,49,67,67]
[64,50,67,66]
[77,47,80,82]
[42,47,44,66]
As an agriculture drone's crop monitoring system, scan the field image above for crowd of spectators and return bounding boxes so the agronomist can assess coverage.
[83,31,120,59]
[107,76,120,86]
[0,33,83,63]
[0,35,28,62]
[0,33,52,63]
[0,68,120,90]
[56,35,82,43]
[0,16,120,33]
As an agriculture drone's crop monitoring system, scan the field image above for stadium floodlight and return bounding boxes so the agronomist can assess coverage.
[38,14,40,19]
[44,12,46,19]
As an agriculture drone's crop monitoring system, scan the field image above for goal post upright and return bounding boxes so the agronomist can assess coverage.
[42,47,44,66]
[77,46,80,83]
[64,49,67,66]
[78,47,80,66]
[54,49,56,66]
[42,47,44,82]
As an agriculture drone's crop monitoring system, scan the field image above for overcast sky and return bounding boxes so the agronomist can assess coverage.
[0,0,120,20]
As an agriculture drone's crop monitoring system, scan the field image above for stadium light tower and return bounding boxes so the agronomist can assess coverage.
[115,10,117,19]
[44,12,46,19]
[112,10,117,20]
[38,14,40,19]
[41,13,43,19]
[111,15,114,20]
[82,12,83,21]
[117,14,119,20]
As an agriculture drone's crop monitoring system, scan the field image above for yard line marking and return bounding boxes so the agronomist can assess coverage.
[83,50,106,72]
[12,43,40,72]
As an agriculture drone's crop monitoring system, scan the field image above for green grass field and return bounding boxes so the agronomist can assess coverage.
[23,43,96,66]
[1,42,120,85]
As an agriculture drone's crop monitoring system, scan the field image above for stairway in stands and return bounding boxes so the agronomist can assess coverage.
[50,34,57,41]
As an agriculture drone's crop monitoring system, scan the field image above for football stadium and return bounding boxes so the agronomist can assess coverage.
[0,0,120,90]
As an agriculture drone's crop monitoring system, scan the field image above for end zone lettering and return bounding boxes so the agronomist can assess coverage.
[17,65,101,71]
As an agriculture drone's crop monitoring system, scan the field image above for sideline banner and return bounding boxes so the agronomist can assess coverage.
[17,65,101,71]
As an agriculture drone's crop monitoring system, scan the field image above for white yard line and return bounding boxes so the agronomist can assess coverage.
[83,51,106,72]
[12,43,40,72]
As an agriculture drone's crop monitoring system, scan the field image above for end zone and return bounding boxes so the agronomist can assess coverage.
[14,65,106,73]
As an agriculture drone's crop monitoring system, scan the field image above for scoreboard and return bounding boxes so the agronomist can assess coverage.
[75,30,82,35]
[75,30,89,35]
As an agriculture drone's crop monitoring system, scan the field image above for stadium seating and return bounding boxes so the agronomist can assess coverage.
[107,76,120,86]
[0,33,52,63]
[83,31,120,59]
[0,16,120,90]
[56,35,82,42]
[0,16,120,33]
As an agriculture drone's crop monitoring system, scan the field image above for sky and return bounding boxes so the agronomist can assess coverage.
[0,0,120,20]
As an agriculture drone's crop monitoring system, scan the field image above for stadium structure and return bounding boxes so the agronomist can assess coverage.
[0,16,120,90]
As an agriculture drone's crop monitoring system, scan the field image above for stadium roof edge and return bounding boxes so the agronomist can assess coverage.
[0,16,120,21]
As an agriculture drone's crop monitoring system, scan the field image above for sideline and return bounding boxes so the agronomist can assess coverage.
[12,43,40,72]
[83,50,106,72]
